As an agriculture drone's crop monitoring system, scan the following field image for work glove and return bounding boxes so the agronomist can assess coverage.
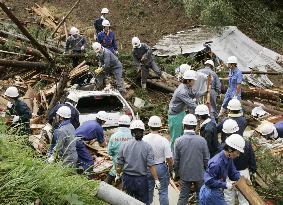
[115,173,122,183]
[233,95,238,99]
[115,50,119,55]
[155,179,161,190]
[95,67,104,75]
[7,101,13,108]
[226,181,234,190]
[81,45,85,51]
[172,171,180,181]
[63,51,66,55]
[12,115,20,123]
[47,155,54,163]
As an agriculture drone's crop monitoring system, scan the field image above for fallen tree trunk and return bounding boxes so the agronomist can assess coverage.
[0,59,48,69]
[242,100,283,116]
[0,1,53,63]
[0,30,64,53]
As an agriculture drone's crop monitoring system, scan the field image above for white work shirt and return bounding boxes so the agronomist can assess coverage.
[143,133,172,164]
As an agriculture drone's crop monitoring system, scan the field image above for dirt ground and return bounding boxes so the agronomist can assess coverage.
[1,0,193,52]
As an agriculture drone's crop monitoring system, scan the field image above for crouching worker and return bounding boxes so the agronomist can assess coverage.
[116,120,160,205]
[106,115,133,184]
[143,116,173,205]
[48,106,78,167]
[4,86,32,135]
[75,111,107,176]
[199,134,245,205]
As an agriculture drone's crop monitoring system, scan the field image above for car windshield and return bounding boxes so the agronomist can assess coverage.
[77,95,124,114]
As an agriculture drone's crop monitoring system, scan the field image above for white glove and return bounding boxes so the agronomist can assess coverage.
[233,95,238,99]
[63,51,66,55]
[115,174,121,182]
[226,181,234,190]
[81,45,85,50]
[7,101,13,108]
[47,155,54,163]
[155,179,161,190]
[12,115,20,123]
[115,50,119,55]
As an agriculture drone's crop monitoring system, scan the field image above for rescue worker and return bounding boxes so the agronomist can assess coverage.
[195,104,219,158]
[94,8,109,36]
[116,120,160,205]
[48,106,78,166]
[219,56,243,117]
[224,141,256,205]
[174,114,210,205]
[48,92,80,129]
[4,86,32,134]
[97,20,118,55]
[75,111,107,174]
[198,60,221,119]
[199,134,245,205]
[168,69,206,150]
[217,98,247,139]
[64,27,87,68]
[143,116,173,205]
[92,42,125,94]
[220,119,239,146]
[132,36,165,89]
[106,115,133,184]
[258,123,281,140]
[175,64,191,81]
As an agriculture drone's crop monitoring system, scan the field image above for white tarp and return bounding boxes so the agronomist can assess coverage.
[154,26,283,87]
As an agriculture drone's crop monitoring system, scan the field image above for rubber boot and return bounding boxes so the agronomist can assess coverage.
[141,83,147,90]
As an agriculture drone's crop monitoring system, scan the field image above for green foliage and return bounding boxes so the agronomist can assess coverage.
[0,126,107,205]
[183,0,205,21]
[200,0,235,26]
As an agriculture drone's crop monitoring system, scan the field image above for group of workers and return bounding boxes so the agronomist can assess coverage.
[64,7,166,94]
[2,6,283,205]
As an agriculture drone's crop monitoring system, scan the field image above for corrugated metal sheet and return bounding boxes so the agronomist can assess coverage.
[154,26,283,88]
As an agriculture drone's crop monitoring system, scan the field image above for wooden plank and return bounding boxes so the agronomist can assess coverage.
[235,176,266,205]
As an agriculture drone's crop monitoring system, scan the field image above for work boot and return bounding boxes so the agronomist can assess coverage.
[105,174,115,185]
[141,83,147,90]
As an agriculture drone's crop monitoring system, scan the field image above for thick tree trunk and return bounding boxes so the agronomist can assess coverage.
[0,59,48,69]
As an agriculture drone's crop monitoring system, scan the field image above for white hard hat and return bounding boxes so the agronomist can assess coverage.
[225,134,245,153]
[204,60,214,67]
[251,107,267,118]
[67,92,78,103]
[132,37,141,48]
[227,99,242,111]
[4,86,19,98]
[183,70,197,80]
[92,42,102,53]
[102,19,110,27]
[182,114,197,126]
[222,119,239,134]
[259,123,275,136]
[227,56,238,64]
[70,26,79,35]
[101,8,109,14]
[179,64,191,72]
[56,106,71,118]
[195,104,210,116]
[118,114,131,125]
[130,120,145,130]
[148,115,162,128]
[96,111,107,121]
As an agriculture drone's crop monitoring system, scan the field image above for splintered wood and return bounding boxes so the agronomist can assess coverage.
[31,4,58,30]
[235,176,266,205]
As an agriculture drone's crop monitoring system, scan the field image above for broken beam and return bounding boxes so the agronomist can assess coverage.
[0,1,53,63]
[0,59,48,70]
[51,0,81,37]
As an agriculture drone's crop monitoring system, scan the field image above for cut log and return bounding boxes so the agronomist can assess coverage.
[51,0,81,37]
[0,59,48,70]
[235,176,266,205]
[242,100,283,116]
[0,2,53,63]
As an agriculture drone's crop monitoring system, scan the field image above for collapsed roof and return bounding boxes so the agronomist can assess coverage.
[154,26,283,88]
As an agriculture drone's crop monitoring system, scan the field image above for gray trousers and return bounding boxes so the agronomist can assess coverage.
[106,67,124,93]
[177,179,204,205]
[141,61,161,84]
[210,89,218,118]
